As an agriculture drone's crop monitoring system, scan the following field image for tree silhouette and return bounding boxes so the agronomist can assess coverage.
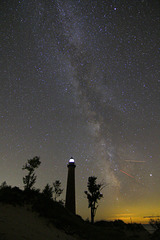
[22,156,41,190]
[149,218,160,230]
[84,176,104,224]
[42,183,53,200]
[53,180,63,201]
[0,181,8,189]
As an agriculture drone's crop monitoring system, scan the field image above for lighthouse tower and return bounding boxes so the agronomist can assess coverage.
[65,157,76,214]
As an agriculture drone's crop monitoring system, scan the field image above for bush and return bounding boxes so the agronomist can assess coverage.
[0,186,24,206]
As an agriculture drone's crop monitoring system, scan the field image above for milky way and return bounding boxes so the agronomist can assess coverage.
[1,0,160,222]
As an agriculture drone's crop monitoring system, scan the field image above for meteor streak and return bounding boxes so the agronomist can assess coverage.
[120,170,135,179]
[125,160,146,163]
[120,170,147,188]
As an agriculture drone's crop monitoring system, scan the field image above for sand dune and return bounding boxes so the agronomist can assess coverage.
[0,200,155,240]
[0,203,82,240]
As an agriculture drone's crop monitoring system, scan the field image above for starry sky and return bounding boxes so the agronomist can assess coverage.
[1,0,160,223]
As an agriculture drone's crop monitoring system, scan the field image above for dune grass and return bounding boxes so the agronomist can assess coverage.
[0,186,153,240]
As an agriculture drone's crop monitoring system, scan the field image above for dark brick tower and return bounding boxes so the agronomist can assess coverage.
[65,157,76,214]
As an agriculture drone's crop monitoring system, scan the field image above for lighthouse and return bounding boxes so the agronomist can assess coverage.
[65,157,76,214]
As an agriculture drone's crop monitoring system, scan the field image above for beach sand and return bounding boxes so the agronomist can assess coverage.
[0,203,82,240]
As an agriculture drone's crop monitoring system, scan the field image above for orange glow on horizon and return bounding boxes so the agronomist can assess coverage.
[93,199,160,224]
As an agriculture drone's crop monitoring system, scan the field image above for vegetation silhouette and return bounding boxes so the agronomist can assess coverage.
[42,183,53,200]
[0,185,154,239]
[84,176,105,224]
[149,219,160,230]
[53,180,63,201]
[0,184,127,239]
[149,219,160,240]
[0,156,157,239]
[22,156,41,190]
[42,181,64,204]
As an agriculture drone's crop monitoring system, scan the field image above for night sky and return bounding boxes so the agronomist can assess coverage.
[1,0,160,223]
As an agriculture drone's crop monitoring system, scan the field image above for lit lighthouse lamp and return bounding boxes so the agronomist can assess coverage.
[69,157,75,164]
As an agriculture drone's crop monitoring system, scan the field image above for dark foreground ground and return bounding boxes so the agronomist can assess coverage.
[0,186,159,240]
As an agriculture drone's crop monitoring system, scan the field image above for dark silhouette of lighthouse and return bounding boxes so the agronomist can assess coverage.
[65,157,76,214]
